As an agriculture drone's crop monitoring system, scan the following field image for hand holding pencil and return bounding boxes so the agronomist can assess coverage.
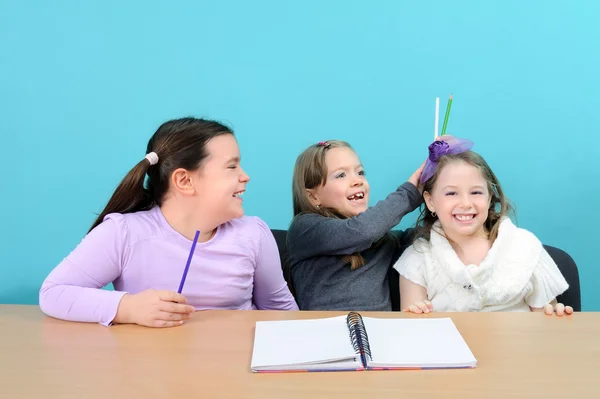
[113,230,200,328]
[114,289,195,328]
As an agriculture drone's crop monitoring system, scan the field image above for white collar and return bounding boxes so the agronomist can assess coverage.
[427,217,542,289]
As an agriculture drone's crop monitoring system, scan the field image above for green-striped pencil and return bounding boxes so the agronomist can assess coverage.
[440,94,453,136]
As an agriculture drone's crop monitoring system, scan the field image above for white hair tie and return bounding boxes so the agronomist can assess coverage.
[144,152,159,166]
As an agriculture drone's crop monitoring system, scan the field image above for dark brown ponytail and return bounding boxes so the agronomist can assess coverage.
[89,117,234,232]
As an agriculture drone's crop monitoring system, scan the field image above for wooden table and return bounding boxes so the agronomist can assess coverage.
[1,305,598,398]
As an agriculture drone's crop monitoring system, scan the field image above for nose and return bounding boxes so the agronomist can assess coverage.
[459,193,471,208]
[351,173,364,187]
[239,168,250,183]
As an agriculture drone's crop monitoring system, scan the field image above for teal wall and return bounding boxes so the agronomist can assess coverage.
[2,1,598,309]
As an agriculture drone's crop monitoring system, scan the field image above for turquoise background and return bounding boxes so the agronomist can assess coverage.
[1,1,598,309]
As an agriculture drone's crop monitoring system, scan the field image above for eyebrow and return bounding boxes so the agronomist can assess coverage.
[329,164,364,175]
[224,156,240,165]
[441,185,485,190]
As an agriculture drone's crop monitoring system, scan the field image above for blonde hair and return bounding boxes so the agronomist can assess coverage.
[291,140,367,270]
[414,151,514,244]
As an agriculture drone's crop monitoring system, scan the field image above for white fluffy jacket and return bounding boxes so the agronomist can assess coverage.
[394,218,569,312]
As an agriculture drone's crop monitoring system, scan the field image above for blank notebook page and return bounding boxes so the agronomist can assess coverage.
[251,316,357,368]
[362,317,477,367]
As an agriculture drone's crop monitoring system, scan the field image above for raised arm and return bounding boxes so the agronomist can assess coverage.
[288,182,422,259]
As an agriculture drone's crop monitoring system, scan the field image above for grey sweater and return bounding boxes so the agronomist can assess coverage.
[287,182,422,311]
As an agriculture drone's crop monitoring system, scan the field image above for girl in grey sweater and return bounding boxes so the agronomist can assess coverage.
[288,140,424,311]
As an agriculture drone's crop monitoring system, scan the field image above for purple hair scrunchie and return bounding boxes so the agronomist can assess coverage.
[420,136,474,184]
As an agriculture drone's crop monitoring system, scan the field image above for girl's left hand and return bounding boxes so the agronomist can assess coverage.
[408,160,426,193]
[544,302,573,316]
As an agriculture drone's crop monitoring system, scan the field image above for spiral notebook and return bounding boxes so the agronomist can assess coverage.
[250,312,477,372]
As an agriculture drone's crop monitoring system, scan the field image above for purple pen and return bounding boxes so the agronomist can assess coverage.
[178,230,200,294]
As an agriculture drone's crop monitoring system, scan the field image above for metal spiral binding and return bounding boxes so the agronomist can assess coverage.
[346,311,372,368]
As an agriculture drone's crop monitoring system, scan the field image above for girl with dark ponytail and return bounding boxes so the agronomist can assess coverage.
[40,117,298,328]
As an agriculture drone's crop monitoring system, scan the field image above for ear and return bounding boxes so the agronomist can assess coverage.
[305,188,320,208]
[423,191,435,213]
[170,168,195,196]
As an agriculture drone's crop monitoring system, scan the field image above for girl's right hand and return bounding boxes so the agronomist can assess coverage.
[403,300,434,314]
[114,289,196,327]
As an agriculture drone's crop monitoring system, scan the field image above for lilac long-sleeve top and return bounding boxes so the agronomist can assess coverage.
[39,206,298,326]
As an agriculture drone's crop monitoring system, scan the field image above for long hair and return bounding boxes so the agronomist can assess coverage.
[89,117,233,232]
[291,140,368,270]
[414,151,514,244]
